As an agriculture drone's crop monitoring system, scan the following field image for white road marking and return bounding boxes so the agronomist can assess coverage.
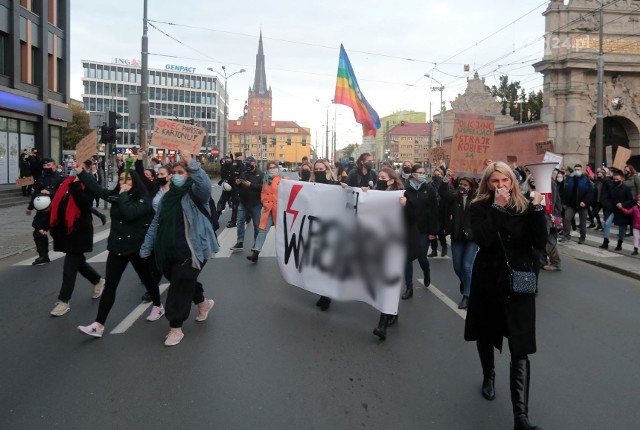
[418,278,467,320]
[110,283,170,334]
[14,229,111,266]
[214,226,276,257]
[87,250,109,263]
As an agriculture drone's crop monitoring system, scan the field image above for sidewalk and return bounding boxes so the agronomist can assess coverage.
[0,203,111,262]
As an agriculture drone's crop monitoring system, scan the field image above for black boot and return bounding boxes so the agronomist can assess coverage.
[477,341,495,401]
[386,314,398,326]
[246,250,259,263]
[511,359,540,430]
[615,239,623,251]
[440,243,448,257]
[459,281,464,295]
[598,238,609,249]
[632,247,638,256]
[401,284,413,300]
[373,314,390,340]
[315,296,331,311]
[458,295,469,309]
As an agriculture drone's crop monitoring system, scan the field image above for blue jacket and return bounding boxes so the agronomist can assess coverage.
[562,175,594,209]
[140,159,219,266]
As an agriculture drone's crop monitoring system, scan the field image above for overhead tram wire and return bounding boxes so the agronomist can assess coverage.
[438,0,626,89]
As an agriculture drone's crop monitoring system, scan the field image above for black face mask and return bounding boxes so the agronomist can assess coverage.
[403,167,411,174]
[458,186,469,194]
[614,179,623,185]
[376,180,388,191]
[155,177,168,186]
[44,167,55,175]
[314,171,328,183]
[432,176,442,185]
[247,164,256,171]
[236,160,243,167]
[300,170,311,182]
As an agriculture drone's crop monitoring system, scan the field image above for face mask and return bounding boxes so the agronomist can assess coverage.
[402,167,411,174]
[300,170,311,181]
[415,174,426,184]
[44,167,55,175]
[314,171,328,183]
[557,176,564,183]
[364,161,374,170]
[155,177,168,186]
[458,186,469,194]
[401,172,410,180]
[376,180,388,191]
[247,164,256,171]
[69,170,77,176]
[172,174,186,187]
[573,170,582,177]
[267,168,279,177]
[614,179,622,185]
[432,176,442,185]
[625,171,631,178]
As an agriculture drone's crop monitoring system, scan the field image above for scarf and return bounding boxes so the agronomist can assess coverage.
[50,176,83,234]
[154,177,195,264]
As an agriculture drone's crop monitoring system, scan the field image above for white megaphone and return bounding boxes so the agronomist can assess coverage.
[524,162,558,214]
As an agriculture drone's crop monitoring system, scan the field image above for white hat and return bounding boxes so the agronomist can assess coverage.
[222,181,232,192]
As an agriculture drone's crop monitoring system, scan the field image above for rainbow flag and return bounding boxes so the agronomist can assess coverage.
[334,44,381,137]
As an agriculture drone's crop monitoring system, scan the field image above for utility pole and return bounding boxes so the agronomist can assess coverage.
[140,0,149,161]
[595,0,605,168]
[325,107,329,160]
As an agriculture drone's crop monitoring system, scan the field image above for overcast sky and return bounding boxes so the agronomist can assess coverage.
[70,0,549,149]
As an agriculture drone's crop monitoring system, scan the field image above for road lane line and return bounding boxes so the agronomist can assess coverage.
[110,283,170,334]
[87,250,109,263]
[214,227,237,258]
[14,229,111,266]
[418,278,467,320]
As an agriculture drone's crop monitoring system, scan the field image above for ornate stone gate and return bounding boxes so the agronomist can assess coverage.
[534,0,640,166]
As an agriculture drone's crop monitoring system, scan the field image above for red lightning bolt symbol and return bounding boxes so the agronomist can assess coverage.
[286,184,303,231]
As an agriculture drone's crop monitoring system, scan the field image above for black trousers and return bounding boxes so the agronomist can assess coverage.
[96,252,161,325]
[163,258,206,328]
[33,230,49,258]
[58,253,102,302]
[216,190,233,213]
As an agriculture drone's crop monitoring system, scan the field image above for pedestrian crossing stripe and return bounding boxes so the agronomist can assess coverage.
[13,230,111,266]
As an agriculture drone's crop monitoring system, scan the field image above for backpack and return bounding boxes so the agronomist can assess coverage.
[188,189,220,232]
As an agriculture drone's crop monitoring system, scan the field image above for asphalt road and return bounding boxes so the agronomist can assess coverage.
[1,183,639,429]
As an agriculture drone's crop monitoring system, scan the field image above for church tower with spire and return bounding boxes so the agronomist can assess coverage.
[246,31,272,123]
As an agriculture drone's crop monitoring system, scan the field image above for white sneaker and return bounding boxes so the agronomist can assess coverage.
[146,305,165,321]
[164,328,184,346]
[92,278,105,299]
[77,322,104,338]
[195,299,214,322]
[50,301,70,317]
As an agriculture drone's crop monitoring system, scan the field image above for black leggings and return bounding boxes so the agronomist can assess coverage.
[58,253,102,302]
[96,252,161,325]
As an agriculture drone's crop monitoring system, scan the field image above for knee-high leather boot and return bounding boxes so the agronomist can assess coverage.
[373,314,390,340]
[510,358,541,430]
[477,341,495,400]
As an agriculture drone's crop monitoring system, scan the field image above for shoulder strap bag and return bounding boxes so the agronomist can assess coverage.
[497,232,537,294]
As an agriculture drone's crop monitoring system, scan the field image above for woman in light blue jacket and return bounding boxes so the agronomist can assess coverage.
[140,151,219,346]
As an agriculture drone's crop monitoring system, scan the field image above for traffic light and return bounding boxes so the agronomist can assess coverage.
[108,111,122,128]
[100,124,110,143]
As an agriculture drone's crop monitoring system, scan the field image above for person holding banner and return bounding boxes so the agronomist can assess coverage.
[76,164,164,337]
[464,161,546,430]
[399,164,438,300]
[140,151,219,346]
[247,161,282,263]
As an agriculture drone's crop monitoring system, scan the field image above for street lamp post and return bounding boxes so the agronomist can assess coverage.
[425,73,444,147]
[207,66,246,157]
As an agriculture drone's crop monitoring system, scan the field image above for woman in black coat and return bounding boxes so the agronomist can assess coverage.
[49,163,105,317]
[464,161,547,430]
[399,164,438,300]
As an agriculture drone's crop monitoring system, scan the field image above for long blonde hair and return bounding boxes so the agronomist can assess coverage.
[311,159,338,183]
[474,161,529,214]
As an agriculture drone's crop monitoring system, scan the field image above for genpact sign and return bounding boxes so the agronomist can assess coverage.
[165,64,196,74]
[112,58,141,67]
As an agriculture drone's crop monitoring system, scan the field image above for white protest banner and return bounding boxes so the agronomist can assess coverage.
[75,130,97,164]
[542,151,563,168]
[276,181,406,315]
[150,119,206,154]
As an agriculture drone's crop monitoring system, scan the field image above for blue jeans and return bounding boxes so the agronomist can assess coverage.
[450,240,478,297]
[237,203,262,243]
[404,233,430,286]
[252,212,273,252]
[603,212,627,242]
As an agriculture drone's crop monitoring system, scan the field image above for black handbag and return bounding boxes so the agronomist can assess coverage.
[497,233,537,294]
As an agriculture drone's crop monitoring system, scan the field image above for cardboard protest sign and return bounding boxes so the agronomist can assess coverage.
[16,176,34,187]
[75,130,97,164]
[612,146,631,170]
[428,146,449,164]
[150,119,206,154]
[449,113,495,178]
[535,140,554,155]
[542,151,563,168]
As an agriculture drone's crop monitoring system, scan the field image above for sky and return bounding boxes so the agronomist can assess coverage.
[70,0,549,151]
